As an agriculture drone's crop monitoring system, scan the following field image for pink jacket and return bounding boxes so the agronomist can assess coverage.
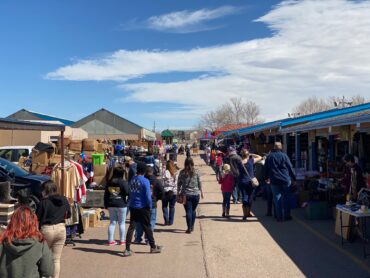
[219,173,234,193]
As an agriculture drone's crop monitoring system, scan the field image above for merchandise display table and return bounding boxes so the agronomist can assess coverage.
[336,204,370,258]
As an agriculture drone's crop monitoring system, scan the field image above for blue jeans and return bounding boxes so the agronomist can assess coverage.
[271,182,291,221]
[162,192,177,225]
[262,182,274,216]
[108,207,127,242]
[135,208,157,242]
[215,166,222,181]
[222,192,232,209]
[232,181,241,202]
[184,195,200,230]
[239,182,253,207]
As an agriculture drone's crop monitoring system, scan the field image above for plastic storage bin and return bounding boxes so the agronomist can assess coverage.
[92,153,104,165]
[305,201,330,220]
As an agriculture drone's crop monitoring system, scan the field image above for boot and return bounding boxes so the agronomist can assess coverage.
[226,207,230,218]
[246,205,252,217]
[242,206,248,220]
[245,206,251,218]
[222,206,226,217]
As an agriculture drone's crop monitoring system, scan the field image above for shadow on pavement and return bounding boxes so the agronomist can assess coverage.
[72,247,123,257]
[212,218,259,223]
[252,200,370,277]
[73,239,107,245]
[155,228,186,234]
[199,201,223,205]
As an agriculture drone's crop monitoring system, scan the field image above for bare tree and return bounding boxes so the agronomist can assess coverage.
[294,95,368,116]
[242,100,263,125]
[199,98,264,131]
[293,96,331,116]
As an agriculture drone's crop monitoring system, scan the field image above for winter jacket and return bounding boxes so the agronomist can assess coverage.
[128,175,152,209]
[177,170,202,196]
[104,178,129,208]
[229,153,243,178]
[145,174,164,209]
[264,150,296,186]
[219,173,234,193]
[0,239,54,278]
[36,195,71,228]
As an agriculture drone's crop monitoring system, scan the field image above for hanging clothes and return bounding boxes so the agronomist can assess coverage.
[70,161,88,204]
[52,162,80,202]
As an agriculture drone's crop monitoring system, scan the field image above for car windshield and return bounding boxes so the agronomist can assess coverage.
[0,158,29,177]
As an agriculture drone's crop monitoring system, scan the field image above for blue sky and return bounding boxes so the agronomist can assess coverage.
[1,0,370,130]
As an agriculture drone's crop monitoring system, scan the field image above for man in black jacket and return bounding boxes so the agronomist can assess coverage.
[228,146,242,204]
[134,166,164,244]
[264,142,296,221]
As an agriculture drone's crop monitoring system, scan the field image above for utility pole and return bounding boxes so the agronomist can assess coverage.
[153,120,156,133]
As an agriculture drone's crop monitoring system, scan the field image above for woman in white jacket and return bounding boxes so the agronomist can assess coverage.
[162,160,179,225]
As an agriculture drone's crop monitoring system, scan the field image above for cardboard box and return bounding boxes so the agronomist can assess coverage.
[335,210,354,240]
[32,151,52,165]
[50,154,61,165]
[69,140,82,152]
[97,143,104,153]
[32,163,48,175]
[94,165,107,176]
[89,213,98,227]
[58,136,71,147]
[82,215,89,229]
[94,175,106,186]
[83,139,98,151]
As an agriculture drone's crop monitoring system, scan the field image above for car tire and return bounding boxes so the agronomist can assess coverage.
[29,194,40,211]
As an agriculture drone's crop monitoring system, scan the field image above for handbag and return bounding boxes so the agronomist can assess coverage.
[177,174,193,204]
[176,194,186,204]
[242,161,259,188]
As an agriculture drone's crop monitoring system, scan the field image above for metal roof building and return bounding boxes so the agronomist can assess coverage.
[7,109,75,126]
[72,108,155,141]
[222,102,370,137]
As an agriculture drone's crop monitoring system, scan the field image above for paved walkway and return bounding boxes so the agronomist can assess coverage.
[60,154,370,278]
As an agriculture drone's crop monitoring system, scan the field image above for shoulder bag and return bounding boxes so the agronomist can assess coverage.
[242,161,259,188]
[177,174,192,205]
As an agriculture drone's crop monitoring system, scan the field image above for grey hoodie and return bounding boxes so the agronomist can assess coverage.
[0,238,54,278]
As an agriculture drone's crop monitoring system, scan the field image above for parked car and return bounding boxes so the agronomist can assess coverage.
[0,157,50,209]
[0,146,33,164]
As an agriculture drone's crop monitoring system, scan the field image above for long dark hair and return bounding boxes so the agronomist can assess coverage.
[166,160,177,177]
[183,158,195,177]
[109,166,124,184]
[42,181,58,197]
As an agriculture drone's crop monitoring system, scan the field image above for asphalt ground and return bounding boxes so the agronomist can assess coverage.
[60,153,370,278]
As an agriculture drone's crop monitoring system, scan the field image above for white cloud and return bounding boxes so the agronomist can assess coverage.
[46,0,370,123]
[146,6,240,33]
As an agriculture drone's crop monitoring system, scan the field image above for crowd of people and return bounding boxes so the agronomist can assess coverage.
[0,144,205,277]
[208,141,296,222]
[1,136,366,277]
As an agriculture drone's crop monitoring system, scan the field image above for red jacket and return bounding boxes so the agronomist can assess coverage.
[216,155,223,167]
[219,173,234,193]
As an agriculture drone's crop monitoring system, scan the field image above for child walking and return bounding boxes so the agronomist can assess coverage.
[218,164,234,217]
